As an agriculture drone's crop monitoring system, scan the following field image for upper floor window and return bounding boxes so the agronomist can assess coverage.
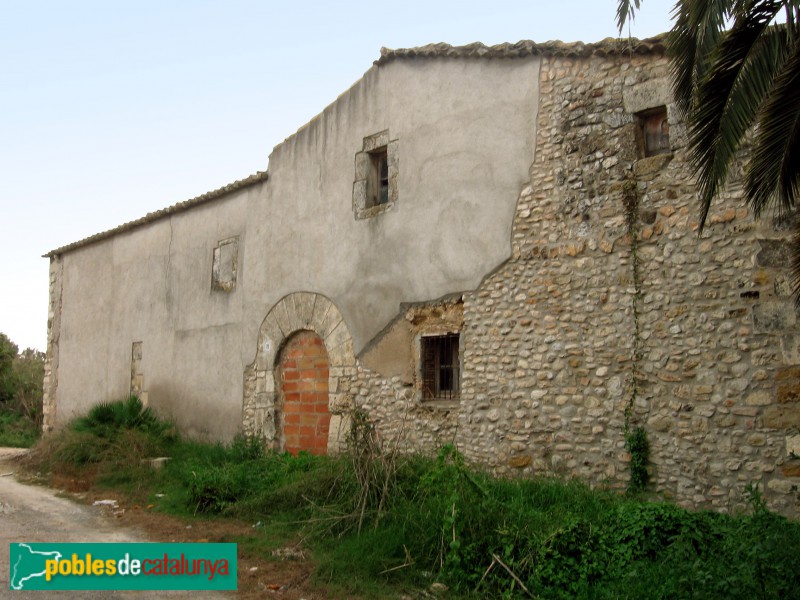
[353,130,398,219]
[368,147,389,207]
[636,106,670,157]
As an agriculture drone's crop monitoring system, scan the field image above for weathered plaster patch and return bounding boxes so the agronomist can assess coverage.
[211,236,238,292]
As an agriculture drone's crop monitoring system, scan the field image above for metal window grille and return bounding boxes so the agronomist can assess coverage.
[421,334,460,400]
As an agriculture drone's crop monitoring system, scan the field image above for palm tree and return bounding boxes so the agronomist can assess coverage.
[618,0,800,302]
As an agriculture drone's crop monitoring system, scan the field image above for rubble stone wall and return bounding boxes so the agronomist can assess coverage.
[357,52,800,517]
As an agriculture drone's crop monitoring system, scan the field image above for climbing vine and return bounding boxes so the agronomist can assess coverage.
[622,177,650,494]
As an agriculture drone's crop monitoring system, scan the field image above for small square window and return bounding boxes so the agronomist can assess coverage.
[637,106,670,157]
[421,334,460,401]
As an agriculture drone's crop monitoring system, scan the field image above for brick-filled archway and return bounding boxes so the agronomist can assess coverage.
[277,330,330,455]
[242,292,356,452]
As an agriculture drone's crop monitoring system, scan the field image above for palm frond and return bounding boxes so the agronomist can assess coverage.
[668,0,732,116]
[687,2,787,228]
[745,37,800,217]
[617,0,642,33]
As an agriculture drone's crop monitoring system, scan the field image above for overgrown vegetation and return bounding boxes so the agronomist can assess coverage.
[22,399,800,598]
[0,332,44,447]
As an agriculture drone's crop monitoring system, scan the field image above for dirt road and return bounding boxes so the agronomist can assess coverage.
[0,448,233,599]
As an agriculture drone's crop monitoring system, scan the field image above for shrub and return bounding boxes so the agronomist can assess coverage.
[72,395,173,439]
[0,333,44,446]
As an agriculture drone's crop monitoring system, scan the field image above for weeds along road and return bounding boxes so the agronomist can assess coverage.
[0,448,234,599]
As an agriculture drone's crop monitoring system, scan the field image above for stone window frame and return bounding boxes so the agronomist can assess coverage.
[415,329,462,406]
[211,235,239,292]
[353,130,399,219]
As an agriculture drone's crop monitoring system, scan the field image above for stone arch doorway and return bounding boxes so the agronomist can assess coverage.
[276,330,330,455]
[242,292,357,454]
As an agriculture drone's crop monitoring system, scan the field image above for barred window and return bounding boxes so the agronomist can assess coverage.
[421,334,460,400]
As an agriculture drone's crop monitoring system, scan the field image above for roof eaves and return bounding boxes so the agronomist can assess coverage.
[375,34,667,65]
[44,170,269,258]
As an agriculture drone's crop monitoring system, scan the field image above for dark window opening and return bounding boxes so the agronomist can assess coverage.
[637,106,670,157]
[421,334,460,401]
[368,148,389,207]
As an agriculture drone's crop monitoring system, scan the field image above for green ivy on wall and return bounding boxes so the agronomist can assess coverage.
[622,178,650,494]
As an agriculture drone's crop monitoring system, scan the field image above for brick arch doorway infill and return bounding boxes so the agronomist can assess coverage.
[277,330,330,455]
[242,291,357,453]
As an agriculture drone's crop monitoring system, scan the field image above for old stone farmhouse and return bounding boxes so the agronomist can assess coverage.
[43,35,800,516]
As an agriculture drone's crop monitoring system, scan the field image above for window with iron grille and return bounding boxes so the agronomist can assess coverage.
[420,334,460,400]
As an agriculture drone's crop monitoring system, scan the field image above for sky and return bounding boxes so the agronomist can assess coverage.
[0,0,675,352]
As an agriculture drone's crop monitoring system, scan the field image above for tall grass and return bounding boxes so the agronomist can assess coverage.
[24,399,800,599]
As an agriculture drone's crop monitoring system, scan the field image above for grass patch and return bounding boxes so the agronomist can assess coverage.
[24,400,800,599]
[0,410,41,447]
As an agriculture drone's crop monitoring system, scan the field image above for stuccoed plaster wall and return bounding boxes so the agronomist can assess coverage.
[51,183,258,439]
[45,55,540,441]
[243,56,541,353]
